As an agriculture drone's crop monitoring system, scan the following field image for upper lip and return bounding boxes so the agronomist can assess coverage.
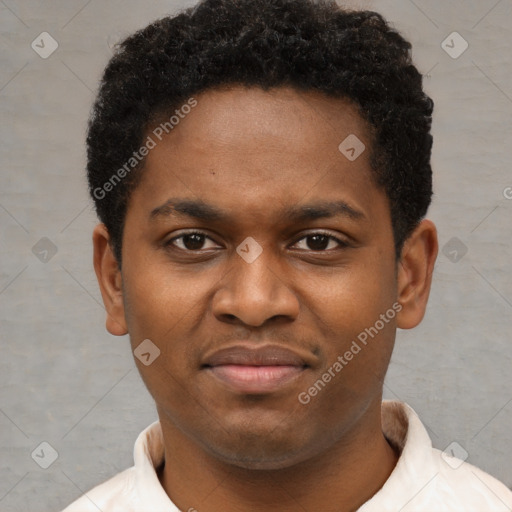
[202,344,311,367]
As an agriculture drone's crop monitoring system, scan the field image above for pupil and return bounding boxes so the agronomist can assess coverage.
[308,234,328,251]
[184,234,204,250]
[181,234,330,251]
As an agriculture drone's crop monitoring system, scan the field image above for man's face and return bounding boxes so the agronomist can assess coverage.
[119,86,399,469]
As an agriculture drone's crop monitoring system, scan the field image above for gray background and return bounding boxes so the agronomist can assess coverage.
[0,0,511,510]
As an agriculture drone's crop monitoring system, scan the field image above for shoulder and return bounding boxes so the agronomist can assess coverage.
[428,448,512,511]
[372,401,512,511]
[61,467,138,512]
[60,420,175,512]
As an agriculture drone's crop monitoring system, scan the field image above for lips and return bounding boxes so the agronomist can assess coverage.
[203,345,308,367]
[202,345,311,394]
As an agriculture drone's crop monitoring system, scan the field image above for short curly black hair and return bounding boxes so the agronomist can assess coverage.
[87,0,434,264]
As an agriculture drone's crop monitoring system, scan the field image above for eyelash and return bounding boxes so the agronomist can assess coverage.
[165,230,349,253]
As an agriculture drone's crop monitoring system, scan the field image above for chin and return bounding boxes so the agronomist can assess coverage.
[207,442,311,471]
[199,421,316,471]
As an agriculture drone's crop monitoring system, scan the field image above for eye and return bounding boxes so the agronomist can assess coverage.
[165,230,349,253]
[291,232,349,252]
[166,231,219,251]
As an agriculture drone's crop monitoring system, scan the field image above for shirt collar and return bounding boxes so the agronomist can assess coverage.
[133,419,178,509]
[358,400,439,511]
[132,400,434,510]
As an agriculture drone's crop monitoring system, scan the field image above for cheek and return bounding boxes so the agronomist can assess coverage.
[122,260,202,337]
[306,253,397,382]
[311,257,396,333]
[121,261,209,414]
[122,258,227,376]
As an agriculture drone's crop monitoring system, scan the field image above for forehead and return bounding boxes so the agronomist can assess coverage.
[152,86,371,158]
[132,86,385,225]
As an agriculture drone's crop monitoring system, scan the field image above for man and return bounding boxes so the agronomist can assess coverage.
[63,0,512,510]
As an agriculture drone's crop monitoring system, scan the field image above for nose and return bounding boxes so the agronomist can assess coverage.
[211,247,300,327]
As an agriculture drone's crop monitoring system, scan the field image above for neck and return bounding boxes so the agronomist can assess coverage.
[157,402,398,512]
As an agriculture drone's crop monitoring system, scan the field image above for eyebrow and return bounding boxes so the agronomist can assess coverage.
[149,197,366,223]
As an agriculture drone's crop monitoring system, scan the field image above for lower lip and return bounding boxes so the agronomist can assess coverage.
[206,365,305,393]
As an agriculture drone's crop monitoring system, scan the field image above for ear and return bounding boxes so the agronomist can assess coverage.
[396,219,438,329]
[92,223,128,336]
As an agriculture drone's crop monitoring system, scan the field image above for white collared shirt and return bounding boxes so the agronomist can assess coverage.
[62,400,512,511]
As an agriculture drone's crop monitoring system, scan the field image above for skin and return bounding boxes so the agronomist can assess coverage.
[93,86,438,512]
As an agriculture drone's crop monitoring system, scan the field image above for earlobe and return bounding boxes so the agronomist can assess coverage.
[396,219,438,329]
[92,223,128,336]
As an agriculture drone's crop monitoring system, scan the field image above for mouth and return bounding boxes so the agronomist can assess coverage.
[202,344,311,394]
